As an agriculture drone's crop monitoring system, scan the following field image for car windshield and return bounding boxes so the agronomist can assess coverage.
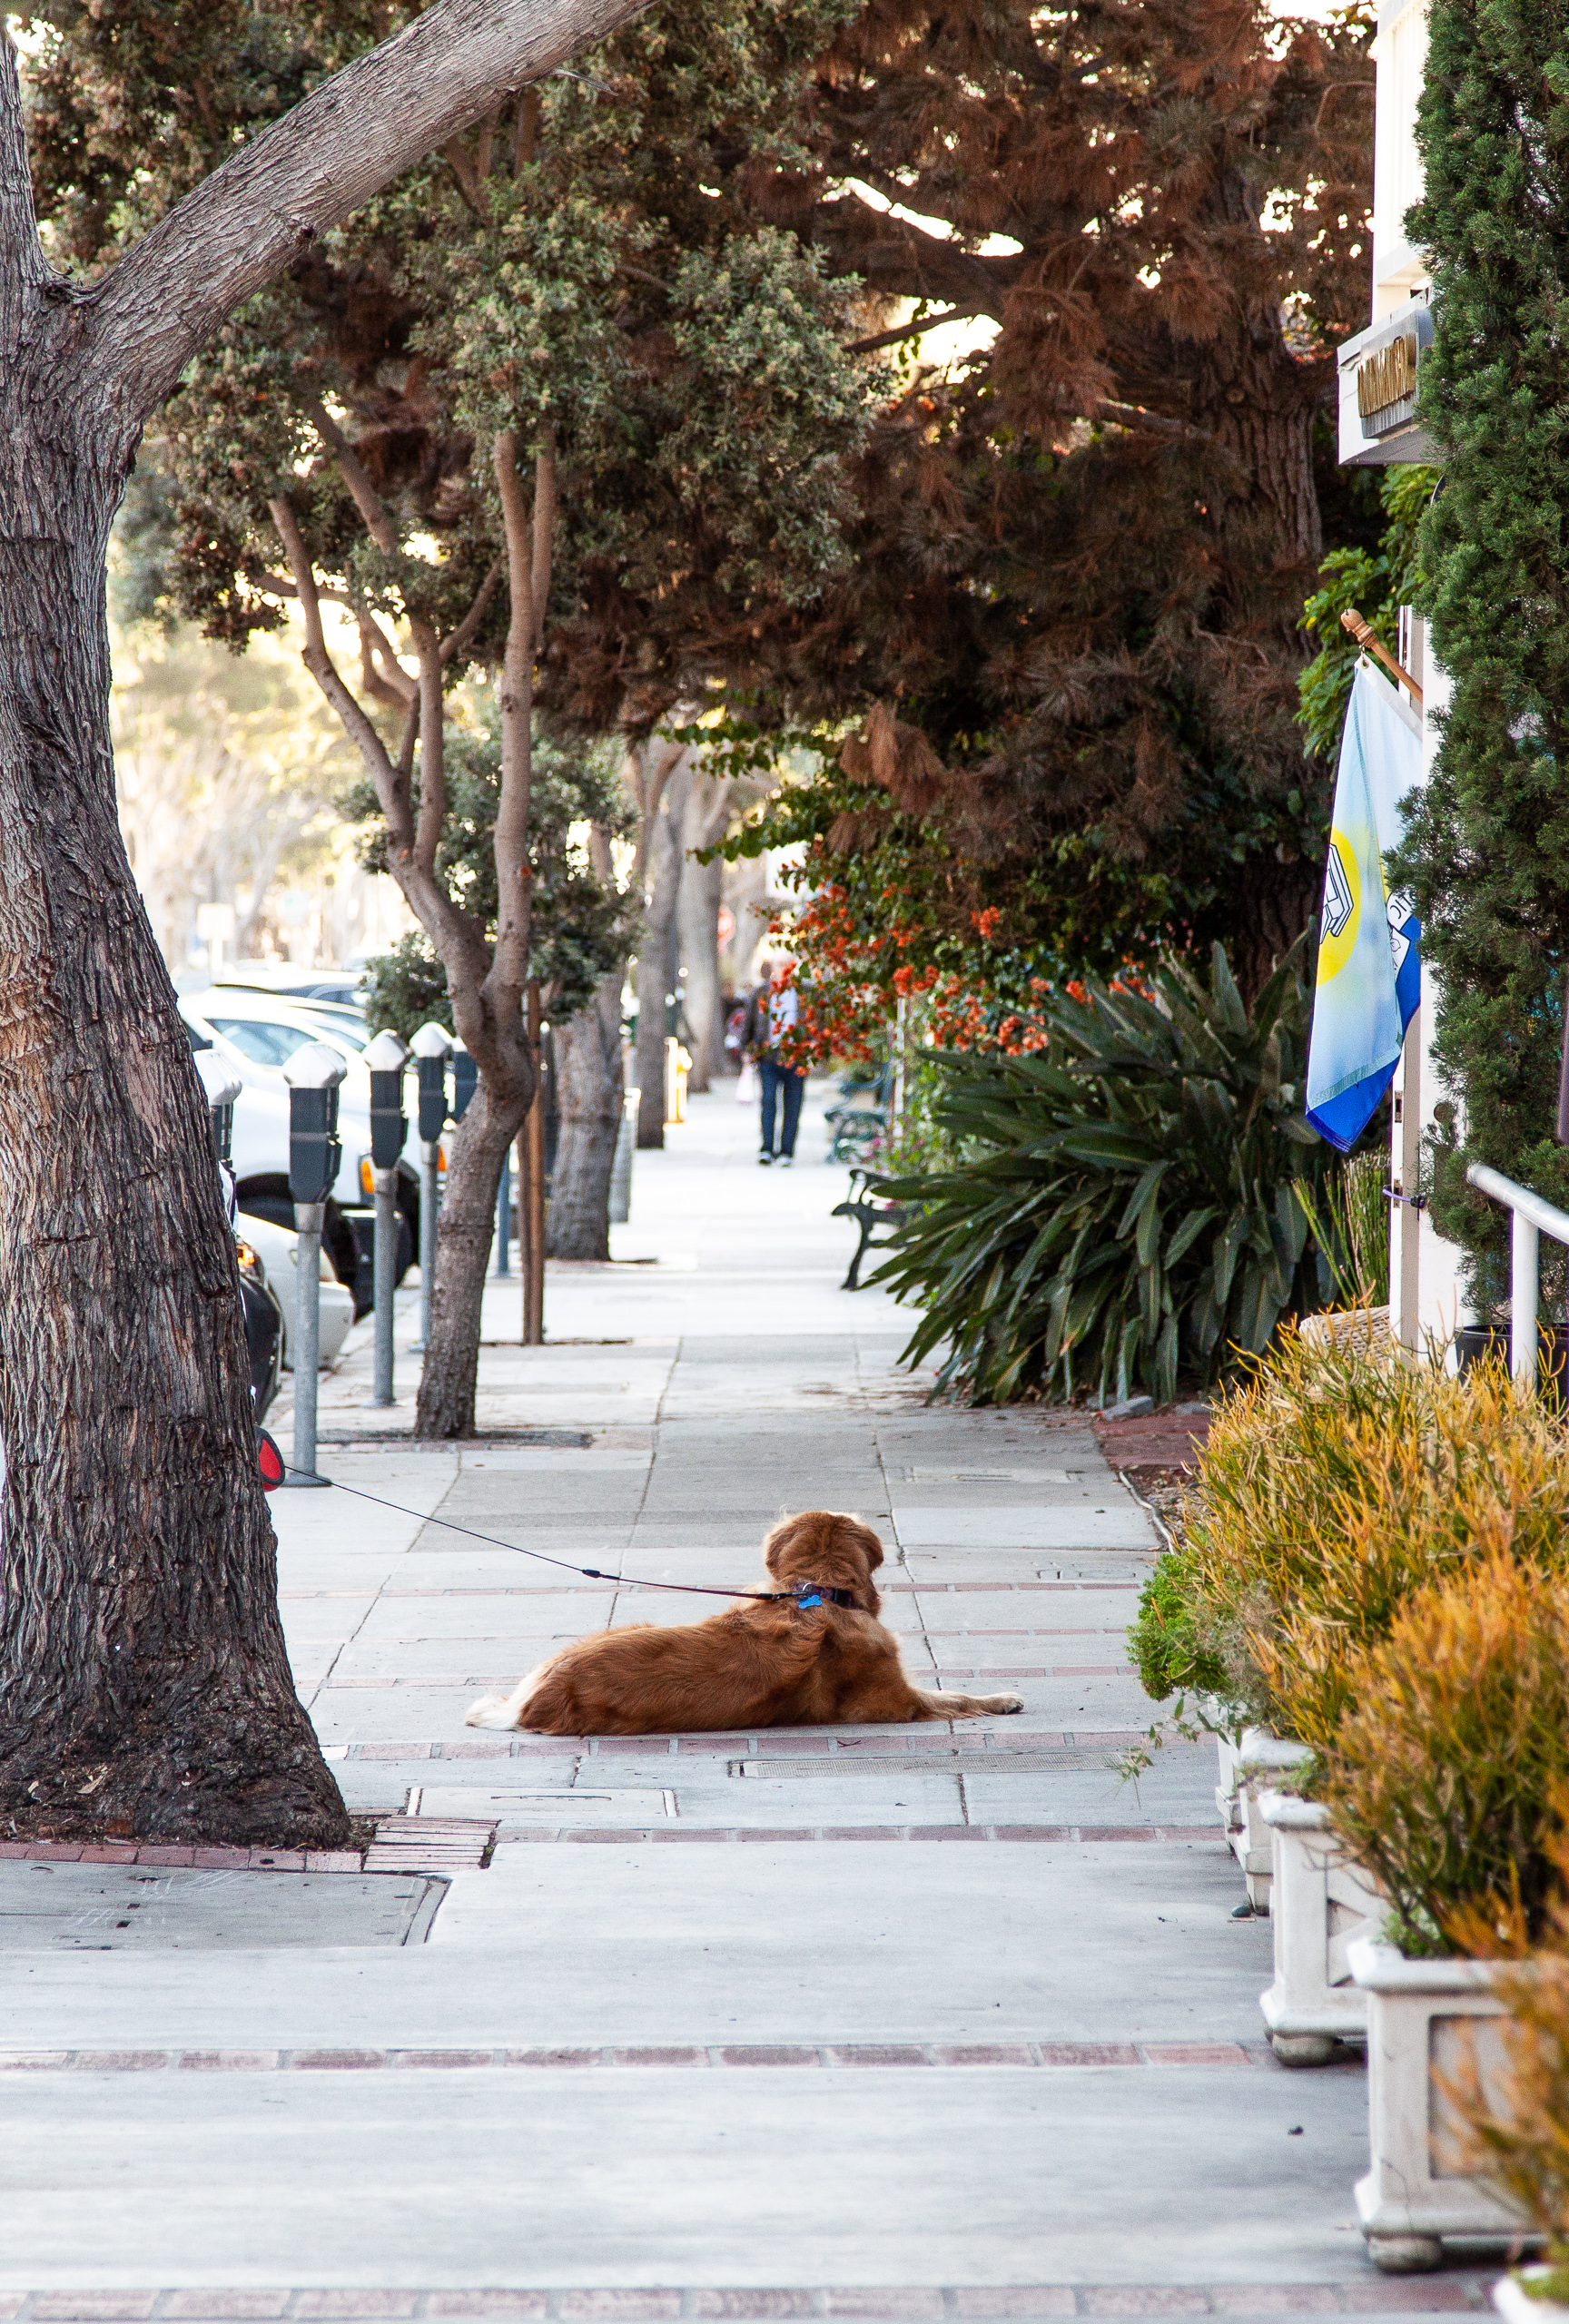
[209,1019,321,1068]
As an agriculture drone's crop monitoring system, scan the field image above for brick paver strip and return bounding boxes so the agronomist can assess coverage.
[0,2289,1501,2319]
[954,2298,1078,2318]
[30,2304,161,2322]
[162,2301,292,2319]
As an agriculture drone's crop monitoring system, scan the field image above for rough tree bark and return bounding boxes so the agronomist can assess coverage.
[634,751,693,1147]
[547,967,625,1261]
[0,0,649,1841]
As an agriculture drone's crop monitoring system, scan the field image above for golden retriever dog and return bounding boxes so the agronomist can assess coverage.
[464,1509,1026,1736]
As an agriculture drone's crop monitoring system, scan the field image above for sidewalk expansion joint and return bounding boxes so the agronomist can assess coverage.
[0,2280,1499,2319]
[0,2041,1281,2073]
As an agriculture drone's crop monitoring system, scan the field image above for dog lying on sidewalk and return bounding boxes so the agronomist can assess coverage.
[463,1509,1026,1736]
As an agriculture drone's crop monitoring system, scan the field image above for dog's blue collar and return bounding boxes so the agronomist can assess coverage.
[789,1583,857,1611]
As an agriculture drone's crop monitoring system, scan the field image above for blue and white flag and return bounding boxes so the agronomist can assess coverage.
[1305,661,1423,1155]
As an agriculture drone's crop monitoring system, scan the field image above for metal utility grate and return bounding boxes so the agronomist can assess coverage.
[363,1816,498,1872]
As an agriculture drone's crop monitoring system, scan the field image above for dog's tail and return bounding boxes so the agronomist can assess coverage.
[464,1691,521,1730]
[464,1657,555,1731]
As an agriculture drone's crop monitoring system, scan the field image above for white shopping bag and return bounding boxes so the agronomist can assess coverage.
[735,1059,756,1104]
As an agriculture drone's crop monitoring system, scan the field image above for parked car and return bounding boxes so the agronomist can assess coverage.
[211,960,366,1010]
[178,989,419,1315]
[235,1232,284,1422]
[236,1211,356,1371]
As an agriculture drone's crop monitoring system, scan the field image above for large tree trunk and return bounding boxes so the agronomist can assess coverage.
[0,0,655,1841]
[0,374,345,1846]
[634,753,692,1148]
[547,967,625,1261]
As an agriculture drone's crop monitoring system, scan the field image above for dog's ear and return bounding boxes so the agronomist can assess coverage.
[848,1520,884,1574]
[763,1512,806,1576]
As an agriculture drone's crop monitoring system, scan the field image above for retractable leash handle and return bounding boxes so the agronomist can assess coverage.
[253,1431,808,1604]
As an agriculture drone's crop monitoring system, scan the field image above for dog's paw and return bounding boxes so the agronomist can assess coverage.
[993,1694,1025,1715]
[464,1692,518,1731]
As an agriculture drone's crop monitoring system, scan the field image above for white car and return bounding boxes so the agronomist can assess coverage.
[236,1212,356,1371]
[178,988,419,1311]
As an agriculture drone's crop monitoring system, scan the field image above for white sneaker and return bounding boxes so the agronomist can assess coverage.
[778,1154,794,1168]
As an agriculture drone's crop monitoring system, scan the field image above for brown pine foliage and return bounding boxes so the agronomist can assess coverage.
[738,0,1377,990]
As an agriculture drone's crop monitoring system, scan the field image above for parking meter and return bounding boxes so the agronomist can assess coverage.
[410,1022,452,1350]
[364,1029,410,1406]
[452,1046,478,1121]
[193,1049,242,1205]
[282,1042,348,1484]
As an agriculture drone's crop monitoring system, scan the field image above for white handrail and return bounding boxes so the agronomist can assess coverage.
[1465,1162,1569,1383]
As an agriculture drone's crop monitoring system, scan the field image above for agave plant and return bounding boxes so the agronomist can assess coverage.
[872,939,1337,1404]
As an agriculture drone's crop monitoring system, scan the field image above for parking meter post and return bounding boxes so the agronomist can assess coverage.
[292,1199,325,1473]
[282,1043,347,1489]
[364,1030,410,1408]
[496,1148,511,1276]
[410,1023,453,1355]
[523,980,546,1346]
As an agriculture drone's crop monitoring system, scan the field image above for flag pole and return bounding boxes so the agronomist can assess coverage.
[1340,608,1424,709]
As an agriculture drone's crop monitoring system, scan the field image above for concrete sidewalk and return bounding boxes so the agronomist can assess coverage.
[0,1085,1436,2315]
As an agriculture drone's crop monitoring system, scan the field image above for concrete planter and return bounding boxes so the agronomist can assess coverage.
[1258,1792,1384,2064]
[1495,2275,1568,2324]
[1215,1729,1313,1911]
[1349,1936,1537,2272]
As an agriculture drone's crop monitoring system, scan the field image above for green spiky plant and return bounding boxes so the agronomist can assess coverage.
[1294,1149,1391,1305]
[871,937,1333,1407]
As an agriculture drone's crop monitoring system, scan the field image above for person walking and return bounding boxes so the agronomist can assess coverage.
[742,960,807,1167]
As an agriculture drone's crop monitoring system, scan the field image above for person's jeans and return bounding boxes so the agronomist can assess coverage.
[759,1059,805,1157]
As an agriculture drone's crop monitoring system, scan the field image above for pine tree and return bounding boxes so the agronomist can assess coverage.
[731,0,1377,994]
[1393,0,1569,1299]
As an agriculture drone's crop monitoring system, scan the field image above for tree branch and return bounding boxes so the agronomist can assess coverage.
[269,497,414,857]
[489,428,535,1005]
[441,555,503,665]
[0,34,51,347]
[410,617,447,879]
[302,396,404,559]
[356,608,419,704]
[530,432,557,649]
[847,305,983,356]
[80,0,656,420]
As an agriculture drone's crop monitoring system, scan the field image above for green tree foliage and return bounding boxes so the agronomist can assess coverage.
[350,714,636,1042]
[872,940,1333,1406]
[1390,0,1569,1298]
[1298,465,1436,759]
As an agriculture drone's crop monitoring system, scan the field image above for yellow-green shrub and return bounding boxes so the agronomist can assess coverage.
[1311,1552,1569,1955]
[1449,1813,1569,2287]
[1139,1329,1569,1737]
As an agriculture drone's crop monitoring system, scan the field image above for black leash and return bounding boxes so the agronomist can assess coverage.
[261,1435,854,1608]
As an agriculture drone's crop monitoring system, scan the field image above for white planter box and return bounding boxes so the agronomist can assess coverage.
[1349,1936,1538,2272]
[1258,1792,1384,2063]
[1215,1729,1312,1911]
[1495,2274,1568,2324]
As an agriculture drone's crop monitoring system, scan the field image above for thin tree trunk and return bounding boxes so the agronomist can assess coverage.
[634,753,692,1148]
[676,772,732,1092]
[548,966,625,1260]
